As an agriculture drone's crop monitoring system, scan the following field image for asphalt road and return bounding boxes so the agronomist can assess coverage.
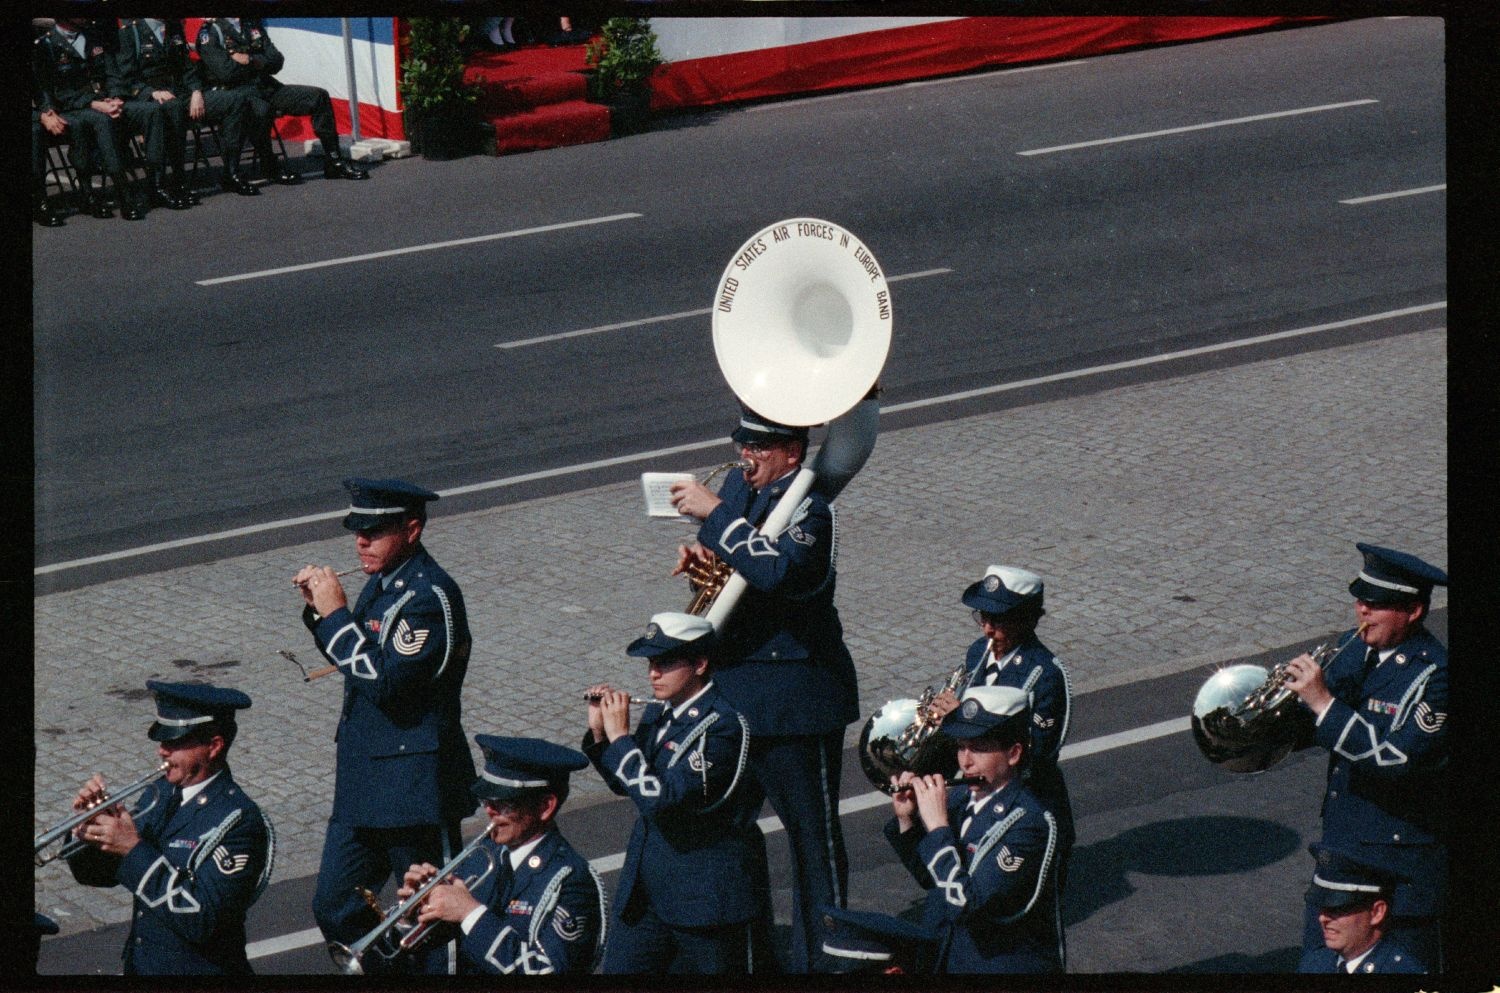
[32,16,1445,577]
[37,612,1446,975]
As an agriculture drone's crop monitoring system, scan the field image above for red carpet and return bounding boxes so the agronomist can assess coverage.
[463,42,610,155]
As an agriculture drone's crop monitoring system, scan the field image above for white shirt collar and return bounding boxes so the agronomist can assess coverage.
[144,19,166,41]
[180,769,222,805]
[987,642,1021,668]
[1343,943,1376,972]
[669,682,713,720]
[381,554,415,589]
[505,832,546,871]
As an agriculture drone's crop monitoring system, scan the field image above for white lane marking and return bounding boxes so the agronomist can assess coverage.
[36,301,1445,577]
[882,301,1446,416]
[246,713,1192,961]
[1339,183,1445,205]
[1017,99,1379,156]
[194,214,643,286]
[494,269,953,349]
[747,60,1085,112]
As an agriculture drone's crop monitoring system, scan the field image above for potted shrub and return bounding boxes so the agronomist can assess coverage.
[585,17,665,136]
[398,17,480,160]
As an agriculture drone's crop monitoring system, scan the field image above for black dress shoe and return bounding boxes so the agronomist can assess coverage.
[83,189,114,219]
[174,182,202,206]
[149,183,192,210]
[264,165,302,185]
[34,200,65,227]
[120,198,146,221]
[220,172,260,196]
[324,158,369,181]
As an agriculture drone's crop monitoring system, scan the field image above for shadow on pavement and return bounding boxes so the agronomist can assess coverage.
[1167,946,1303,973]
[1064,816,1301,927]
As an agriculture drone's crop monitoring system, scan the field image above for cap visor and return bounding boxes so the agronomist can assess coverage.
[1348,578,1417,605]
[147,722,197,742]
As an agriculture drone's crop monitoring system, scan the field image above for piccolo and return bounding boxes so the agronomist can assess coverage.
[583,692,654,705]
[292,567,362,588]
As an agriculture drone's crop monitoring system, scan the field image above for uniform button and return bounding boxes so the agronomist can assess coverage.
[1329,791,1337,799]
[1393,834,1401,841]
[399,744,406,752]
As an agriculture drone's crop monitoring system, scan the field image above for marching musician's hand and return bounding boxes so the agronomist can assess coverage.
[79,807,140,857]
[1283,652,1333,715]
[585,684,612,742]
[231,51,252,65]
[398,862,439,900]
[672,542,717,578]
[891,771,918,830]
[911,774,950,830]
[928,689,961,720]
[599,690,632,742]
[73,773,109,813]
[668,480,721,522]
[296,566,348,616]
[416,877,481,925]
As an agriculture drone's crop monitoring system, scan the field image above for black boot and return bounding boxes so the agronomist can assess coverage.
[33,191,65,227]
[171,166,201,206]
[80,178,114,218]
[324,155,369,180]
[220,164,259,196]
[259,148,301,185]
[147,167,191,210]
[112,174,145,220]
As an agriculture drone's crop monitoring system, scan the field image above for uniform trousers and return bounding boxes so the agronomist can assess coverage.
[748,730,850,973]
[312,818,463,974]
[57,108,130,177]
[602,907,755,974]
[121,97,183,171]
[245,83,340,156]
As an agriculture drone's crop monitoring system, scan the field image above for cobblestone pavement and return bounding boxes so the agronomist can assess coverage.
[34,329,1447,933]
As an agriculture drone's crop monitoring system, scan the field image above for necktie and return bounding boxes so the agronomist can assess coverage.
[1365,646,1380,673]
[159,788,182,830]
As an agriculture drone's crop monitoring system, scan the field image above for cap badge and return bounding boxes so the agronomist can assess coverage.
[645,623,659,639]
[983,575,1001,593]
[823,914,835,930]
[527,855,542,869]
[961,700,979,719]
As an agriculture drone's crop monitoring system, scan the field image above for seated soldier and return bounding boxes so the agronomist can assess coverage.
[194,17,369,184]
[885,685,1064,974]
[396,736,605,975]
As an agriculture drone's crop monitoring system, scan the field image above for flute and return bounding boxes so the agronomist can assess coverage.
[292,566,362,588]
[583,692,654,705]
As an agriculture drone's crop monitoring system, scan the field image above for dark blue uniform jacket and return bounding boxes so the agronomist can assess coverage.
[961,634,1075,858]
[455,829,604,975]
[303,545,475,827]
[1306,626,1448,916]
[697,468,858,736]
[1299,937,1426,974]
[885,778,1062,974]
[585,685,766,927]
[194,18,285,92]
[68,768,272,975]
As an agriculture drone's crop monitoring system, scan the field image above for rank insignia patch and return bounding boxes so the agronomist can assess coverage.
[392,619,429,656]
[1415,702,1446,733]
[996,845,1025,872]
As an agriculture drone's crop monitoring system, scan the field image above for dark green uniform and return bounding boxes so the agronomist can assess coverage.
[33,20,143,218]
[194,18,368,182]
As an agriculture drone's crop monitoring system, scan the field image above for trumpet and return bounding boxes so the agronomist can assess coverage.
[678,462,749,615]
[35,762,169,866]
[327,829,497,975]
[583,691,654,705]
[292,566,362,588]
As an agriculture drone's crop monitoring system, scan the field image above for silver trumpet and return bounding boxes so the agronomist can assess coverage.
[328,829,497,975]
[35,762,169,866]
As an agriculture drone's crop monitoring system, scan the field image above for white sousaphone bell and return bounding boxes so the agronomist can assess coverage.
[696,218,894,626]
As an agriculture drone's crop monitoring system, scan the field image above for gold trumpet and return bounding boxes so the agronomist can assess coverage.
[679,461,750,615]
[35,762,169,865]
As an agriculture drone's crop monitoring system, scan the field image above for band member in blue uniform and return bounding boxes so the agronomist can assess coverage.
[1283,543,1448,968]
[1298,843,1425,974]
[815,905,938,975]
[398,736,605,974]
[65,681,274,975]
[669,407,859,972]
[584,612,770,973]
[885,686,1064,974]
[33,18,145,220]
[294,478,474,973]
[195,18,370,183]
[930,566,1074,881]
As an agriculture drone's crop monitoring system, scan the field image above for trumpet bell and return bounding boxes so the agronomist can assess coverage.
[327,941,363,975]
[1190,663,1298,773]
[712,218,892,427]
